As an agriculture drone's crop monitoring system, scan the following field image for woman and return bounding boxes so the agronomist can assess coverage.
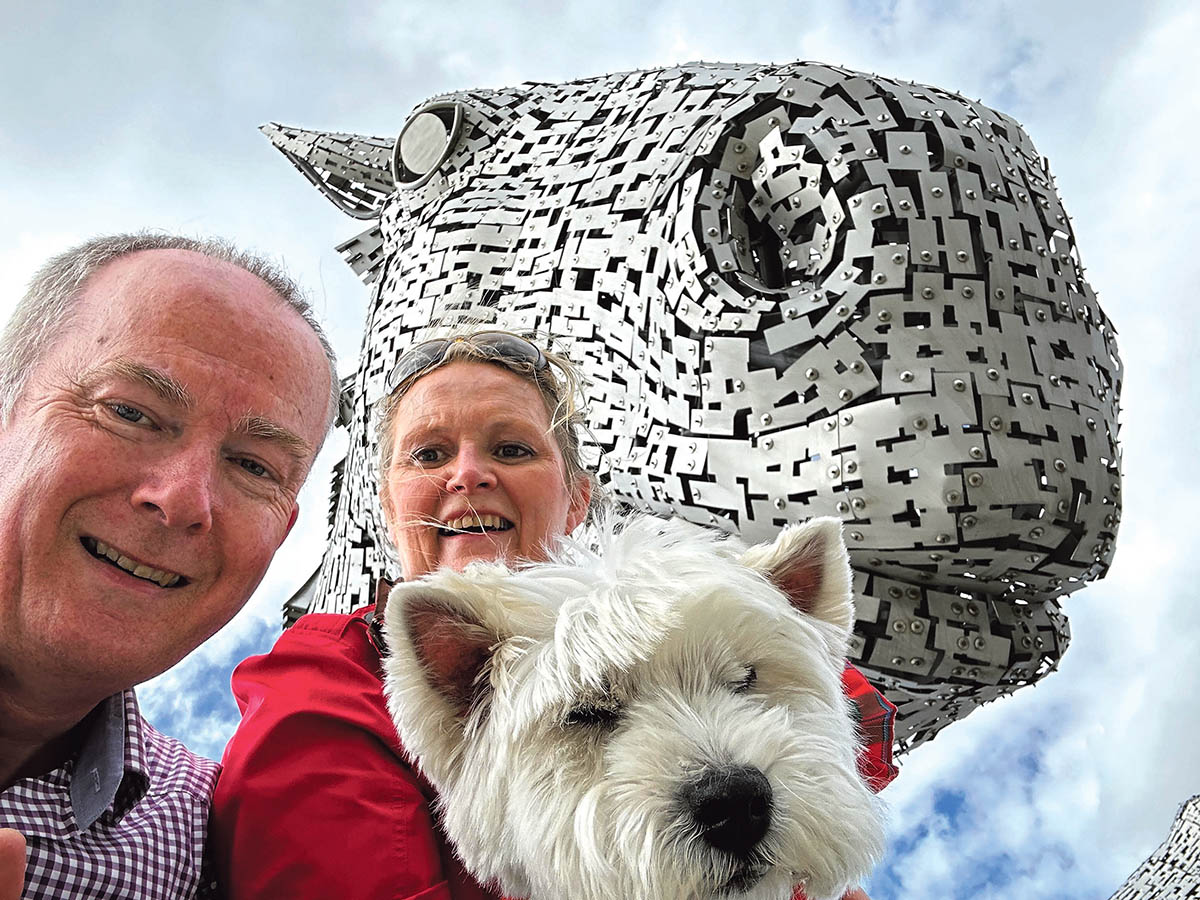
[209,330,893,899]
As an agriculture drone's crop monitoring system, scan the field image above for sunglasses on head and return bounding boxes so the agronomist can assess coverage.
[384,332,549,395]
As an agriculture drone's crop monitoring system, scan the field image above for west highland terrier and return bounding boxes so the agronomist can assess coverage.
[383,515,885,900]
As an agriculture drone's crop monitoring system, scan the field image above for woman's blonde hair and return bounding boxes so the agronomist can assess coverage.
[375,329,595,504]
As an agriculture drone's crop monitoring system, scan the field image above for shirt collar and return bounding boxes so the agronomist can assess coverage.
[69,690,150,831]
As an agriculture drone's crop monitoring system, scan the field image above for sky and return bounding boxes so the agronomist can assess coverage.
[1,0,1196,896]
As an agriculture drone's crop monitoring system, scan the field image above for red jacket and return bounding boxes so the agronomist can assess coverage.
[210,608,897,900]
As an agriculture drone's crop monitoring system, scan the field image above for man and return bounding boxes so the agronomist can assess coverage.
[0,233,337,898]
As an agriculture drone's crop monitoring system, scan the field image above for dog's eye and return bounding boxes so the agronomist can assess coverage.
[731,665,757,694]
[563,700,622,729]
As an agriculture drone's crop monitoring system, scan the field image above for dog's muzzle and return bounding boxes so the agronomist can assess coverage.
[681,765,773,859]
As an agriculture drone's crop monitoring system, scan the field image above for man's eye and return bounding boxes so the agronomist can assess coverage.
[110,403,148,424]
[236,458,270,479]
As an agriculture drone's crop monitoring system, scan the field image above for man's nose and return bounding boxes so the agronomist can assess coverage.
[443,445,496,494]
[130,447,216,533]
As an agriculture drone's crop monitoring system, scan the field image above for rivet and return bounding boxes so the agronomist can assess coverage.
[1030,526,1044,538]
[785,307,798,319]
[773,498,786,510]
[907,587,920,599]
[955,250,969,262]
[967,603,979,616]
[1027,554,1039,564]
[921,286,935,299]
[962,286,974,298]
[929,552,944,561]
[965,189,977,199]
[868,557,882,566]
[899,199,912,210]
[737,162,749,172]
[969,667,980,677]
[910,657,924,666]
[911,621,925,634]
[877,309,892,322]
[962,515,977,528]
[768,116,780,126]
[1086,417,1096,430]
[850,197,861,207]
[954,155,965,167]
[694,489,702,500]
[824,420,837,431]
[706,226,719,237]
[1057,499,1070,513]
[1022,636,1033,648]
[953,379,966,391]
[837,500,851,514]
[873,273,887,284]
[912,416,928,430]
[893,621,907,633]
[707,275,719,285]
[956,636,969,650]
[1008,238,1019,249]
[1053,459,1066,472]
[866,147,877,157]
[850,361,865,374]
[782,88,794,98]
[839,388,853,401]
[760,413,773,425]
[711,189,723,199]
[871,202,885,213]
[852,497,866,511]
[1021,392,1034,405]
[720,260,734,271]
[842,412,855,425]
[732,142,746,154]
[850,531,864,541]
[974,637,986,650]
[841,270,853,280]
[835,305,849,317]
[989,416,1004,431]
[951,601,965,615]
[995,288,1006,299]
[892,252,905,264]
[805,367,820,380]
[900,370,915,383]
[899,144,912,154]
[935,533,950,543]
[986,368,999,380]
[1036,310,1047,322]
[931,187,944,197]
[891,656,905,665]
[732,379,744,391]
[919,250,933,262]
[946,490,962,504]
[877,113,889,122]
[828,465,841,478]
[967,473,984,487]
[969,447,984,460]
[888,586,902,599]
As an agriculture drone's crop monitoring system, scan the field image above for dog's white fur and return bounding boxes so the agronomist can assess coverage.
[383,515,885,900]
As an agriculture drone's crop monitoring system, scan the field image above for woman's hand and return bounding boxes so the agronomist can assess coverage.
[0,828,26,900]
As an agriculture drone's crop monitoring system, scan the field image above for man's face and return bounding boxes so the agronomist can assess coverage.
[0,249,331,690]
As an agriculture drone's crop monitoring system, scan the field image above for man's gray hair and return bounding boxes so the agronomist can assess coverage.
[0,232,340,435]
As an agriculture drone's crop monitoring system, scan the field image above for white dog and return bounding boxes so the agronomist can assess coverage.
[383,515,885,900]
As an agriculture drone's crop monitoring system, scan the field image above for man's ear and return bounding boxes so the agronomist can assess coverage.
[283,503,300,541]
[738,517,856,637]
[386,586,501,719]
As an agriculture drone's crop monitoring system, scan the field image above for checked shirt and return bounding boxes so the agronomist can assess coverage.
[0,690,219,899]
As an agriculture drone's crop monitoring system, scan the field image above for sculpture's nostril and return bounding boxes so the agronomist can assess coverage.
[683,765,773,858]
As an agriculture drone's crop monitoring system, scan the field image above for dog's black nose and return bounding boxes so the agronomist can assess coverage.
[682,765,773,858]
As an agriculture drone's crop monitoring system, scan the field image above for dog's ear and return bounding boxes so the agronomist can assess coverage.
[739,517,855,636]
[398,590,501,718]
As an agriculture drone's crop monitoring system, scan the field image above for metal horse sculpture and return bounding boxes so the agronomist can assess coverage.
[266,61,1121,752]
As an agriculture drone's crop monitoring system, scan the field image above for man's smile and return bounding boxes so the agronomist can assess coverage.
[80,536,187,588]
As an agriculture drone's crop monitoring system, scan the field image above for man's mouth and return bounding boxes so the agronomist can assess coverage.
[81,536,187,588]
[437,513,514,537]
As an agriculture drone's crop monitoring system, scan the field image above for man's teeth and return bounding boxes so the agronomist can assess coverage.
[442,514,511,532]
[91,539,182,588]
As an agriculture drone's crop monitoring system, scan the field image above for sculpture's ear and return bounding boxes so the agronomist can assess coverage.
[387,585,501,718]
[260,122,395,218]
[739,517,855,638]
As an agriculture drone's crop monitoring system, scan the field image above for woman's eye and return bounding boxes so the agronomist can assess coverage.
[410,447,445,465]
[496,443,532,460]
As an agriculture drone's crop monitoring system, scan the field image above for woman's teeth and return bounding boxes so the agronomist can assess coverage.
[83,537,183,588]
[440,513,513,535]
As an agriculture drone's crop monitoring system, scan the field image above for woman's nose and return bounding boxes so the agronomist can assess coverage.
[443,445,496,493]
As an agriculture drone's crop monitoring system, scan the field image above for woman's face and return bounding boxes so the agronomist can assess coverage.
[380,361,590,580]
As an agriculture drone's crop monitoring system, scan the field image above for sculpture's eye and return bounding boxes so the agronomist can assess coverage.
[392,101,464,187]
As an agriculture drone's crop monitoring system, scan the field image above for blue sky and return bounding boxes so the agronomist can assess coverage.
[1,1,1196,896]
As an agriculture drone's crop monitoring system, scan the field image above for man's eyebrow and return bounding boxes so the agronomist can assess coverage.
[234,414,313,465]
[77,358,193,408]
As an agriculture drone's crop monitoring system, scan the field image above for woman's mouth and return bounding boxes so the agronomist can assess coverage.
[437,513,514,537]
